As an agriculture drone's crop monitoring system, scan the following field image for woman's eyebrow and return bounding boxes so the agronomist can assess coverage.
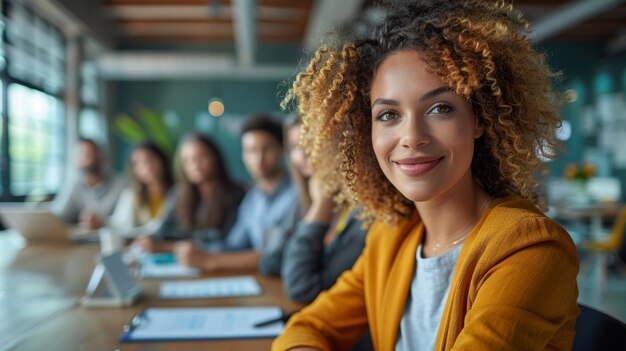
[371,86,451,108]
[371,98,399,108]
[419,86,451,102]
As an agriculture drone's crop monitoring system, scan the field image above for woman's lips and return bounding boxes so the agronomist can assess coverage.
[394,156,444,176]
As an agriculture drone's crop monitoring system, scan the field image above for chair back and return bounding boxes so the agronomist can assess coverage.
[573,303,626,351]
[604,205,626,249]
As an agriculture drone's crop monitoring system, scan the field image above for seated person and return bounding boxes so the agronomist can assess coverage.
[52,137,126,230]
[281,118,373,351]
[282,115,370,302]
[174,115,298,272]
[110,142,174,233]
[135,133,245,252]
[256,115,311,276]
[272,1,579,350]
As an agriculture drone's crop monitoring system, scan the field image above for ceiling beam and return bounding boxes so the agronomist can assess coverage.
[104,5,306,21]
[530,0,626,42]
[232,0,257,66]
[97,52,296,80]
[106,5,231,20]
[304,0,365,52]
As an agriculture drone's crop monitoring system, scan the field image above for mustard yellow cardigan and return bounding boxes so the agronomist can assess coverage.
[272,196,579,351]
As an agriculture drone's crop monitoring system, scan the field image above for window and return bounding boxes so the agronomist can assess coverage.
[79,60,105,144]
[0,2,66,200]
[79,108,104,143]
[8,84,64,196]
[5,3,64,94]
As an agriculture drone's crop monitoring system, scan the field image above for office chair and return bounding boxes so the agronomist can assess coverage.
[579,205,626,286]
[573,303,626,351]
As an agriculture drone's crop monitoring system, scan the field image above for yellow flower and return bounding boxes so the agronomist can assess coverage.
[564,163,578,179]
[563,162,596,181]
[582,163,596,178]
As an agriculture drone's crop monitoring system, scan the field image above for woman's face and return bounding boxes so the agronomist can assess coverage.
[180,141,216,184]
[287,124,312,177]
[370,50,484,204]
[131,149,163,185]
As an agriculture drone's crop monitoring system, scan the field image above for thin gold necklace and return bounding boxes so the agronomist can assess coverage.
[429,196,494,253]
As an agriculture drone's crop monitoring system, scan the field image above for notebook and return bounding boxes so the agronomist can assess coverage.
[159,275,262,299]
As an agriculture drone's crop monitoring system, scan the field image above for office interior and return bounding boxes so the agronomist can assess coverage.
[0,0,625,350]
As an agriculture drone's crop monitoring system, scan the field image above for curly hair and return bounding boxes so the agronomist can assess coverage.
[283,0,562,224]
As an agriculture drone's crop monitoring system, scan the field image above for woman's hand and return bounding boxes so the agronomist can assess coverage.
[304,177,335,223]
[133,235,175,253]
[80,212,104,230]
[174,242,217,271]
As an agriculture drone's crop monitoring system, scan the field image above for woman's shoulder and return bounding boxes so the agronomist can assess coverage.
[478,195,574,249]
[483,196,542,225]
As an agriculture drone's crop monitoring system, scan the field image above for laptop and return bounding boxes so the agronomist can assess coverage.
[0,207,99,242]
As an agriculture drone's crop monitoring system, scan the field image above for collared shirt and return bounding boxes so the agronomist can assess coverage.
[51,172,127,224]
[222,175,298,252]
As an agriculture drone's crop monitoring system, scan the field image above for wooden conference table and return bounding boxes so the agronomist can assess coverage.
[0,231,303,351]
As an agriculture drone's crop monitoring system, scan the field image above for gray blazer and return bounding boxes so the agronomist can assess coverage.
[281,211,368,303]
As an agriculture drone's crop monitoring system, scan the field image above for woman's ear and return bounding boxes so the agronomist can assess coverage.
[474,116,485,139]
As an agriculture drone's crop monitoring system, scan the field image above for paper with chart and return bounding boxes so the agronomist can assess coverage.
[137,253,200,278]
[121,306,283,341]
[159,275,262,299]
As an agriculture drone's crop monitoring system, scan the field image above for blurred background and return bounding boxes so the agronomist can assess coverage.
[0,0,624,197]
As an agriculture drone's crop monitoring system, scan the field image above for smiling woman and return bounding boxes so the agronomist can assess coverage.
[370,50,485,207]
[273,1,579,351]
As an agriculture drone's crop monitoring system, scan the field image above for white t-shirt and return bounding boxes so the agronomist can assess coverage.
[395,244,463,351]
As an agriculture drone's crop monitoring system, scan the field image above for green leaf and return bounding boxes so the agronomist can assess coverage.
[115,114,146,143]
[137,107,173,153]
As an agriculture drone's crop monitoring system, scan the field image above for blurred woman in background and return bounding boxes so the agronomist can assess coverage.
[135,133,245,252]
[110,141,174,233]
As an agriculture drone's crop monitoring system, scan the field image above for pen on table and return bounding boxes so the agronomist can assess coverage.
[123,311,149,333]
[253,311,295,328]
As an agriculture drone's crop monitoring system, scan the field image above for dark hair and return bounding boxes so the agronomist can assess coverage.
[284,0,562,223]
[241,114,284,146]
[79,137,100,152]
[129,141,174,209]
[175,133,243,231]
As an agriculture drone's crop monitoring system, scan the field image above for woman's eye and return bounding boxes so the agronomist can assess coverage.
[376,110,398,122]
[428,104,454,115]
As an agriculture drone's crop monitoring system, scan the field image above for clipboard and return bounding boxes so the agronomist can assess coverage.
[119,306,284,342]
